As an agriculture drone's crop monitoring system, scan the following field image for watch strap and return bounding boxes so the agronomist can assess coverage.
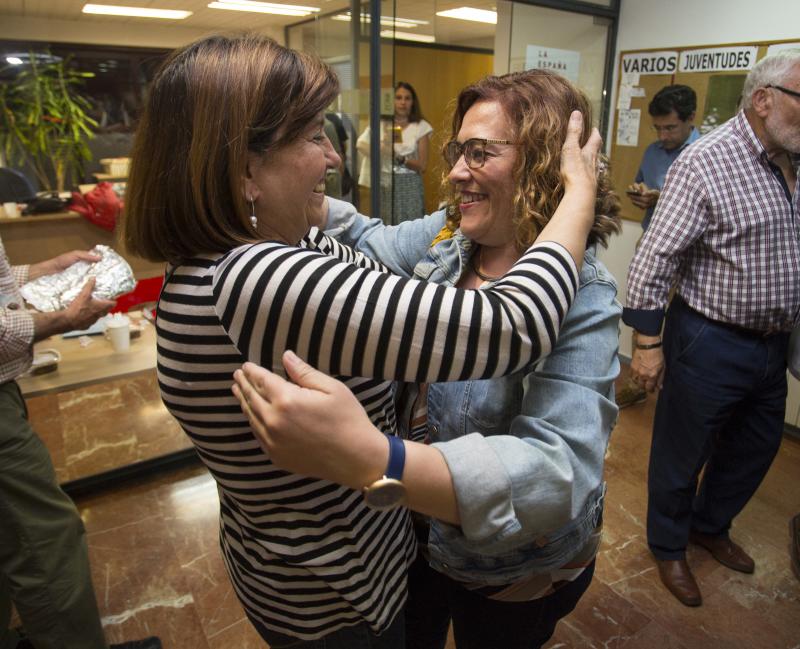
[384,434,405,481]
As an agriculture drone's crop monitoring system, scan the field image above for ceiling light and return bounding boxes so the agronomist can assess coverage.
[380,30,436,43]
[208,1,319,16]
[82,4,192,19]
[4,52,63,65]
[332,12,428,29]
[435,7,497,24]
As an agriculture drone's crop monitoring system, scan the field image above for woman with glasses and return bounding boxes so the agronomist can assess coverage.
[123,35,604,649]
[233,69,622,649]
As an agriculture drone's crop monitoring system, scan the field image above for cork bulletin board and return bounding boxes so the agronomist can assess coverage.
[610,39,800,223]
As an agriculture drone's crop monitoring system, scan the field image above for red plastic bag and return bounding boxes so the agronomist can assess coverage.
[68,182,123,232]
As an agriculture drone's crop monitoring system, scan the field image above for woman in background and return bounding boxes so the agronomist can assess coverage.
[357,82,432,222]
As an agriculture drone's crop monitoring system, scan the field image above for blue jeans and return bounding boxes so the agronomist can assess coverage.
[246,608,405,649]
[647,297,788,560]
[405,550,595,649]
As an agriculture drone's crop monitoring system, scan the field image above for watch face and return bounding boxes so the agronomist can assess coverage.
[363,478,407,510]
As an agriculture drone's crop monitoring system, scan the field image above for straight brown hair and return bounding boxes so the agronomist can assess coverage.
[124,34,339,264]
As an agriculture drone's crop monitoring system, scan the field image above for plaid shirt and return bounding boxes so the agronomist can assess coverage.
[624,111,800,335]
[0,237,34,384]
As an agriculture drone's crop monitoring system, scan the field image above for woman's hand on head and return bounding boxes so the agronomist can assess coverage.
[232,351,387,489]
[560,110,602,195]
[534,111,600,267]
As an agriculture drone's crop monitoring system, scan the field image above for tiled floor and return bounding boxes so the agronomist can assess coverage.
[28,369,800,648]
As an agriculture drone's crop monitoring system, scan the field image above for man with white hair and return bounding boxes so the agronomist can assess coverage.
[623,50,800,607]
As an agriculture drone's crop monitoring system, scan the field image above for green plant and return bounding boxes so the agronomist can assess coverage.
[0,52,97,192]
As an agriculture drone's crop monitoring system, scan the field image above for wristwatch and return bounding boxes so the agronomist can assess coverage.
[363,434,407,510]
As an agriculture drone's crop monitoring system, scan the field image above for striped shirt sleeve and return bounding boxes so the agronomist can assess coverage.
[211,240,578,383]
[300,227,391,273]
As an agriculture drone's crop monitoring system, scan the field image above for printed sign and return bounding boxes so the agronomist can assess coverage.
[679,46,757,72]
[525,45,581,84]
[621,51,678,75]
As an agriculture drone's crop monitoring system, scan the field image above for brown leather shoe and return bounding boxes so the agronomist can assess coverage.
[656,558,702,607]
[790,514,800,581]
[689,531,755,573]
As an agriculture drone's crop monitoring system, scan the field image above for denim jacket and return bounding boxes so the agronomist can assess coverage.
[325,198,621,585]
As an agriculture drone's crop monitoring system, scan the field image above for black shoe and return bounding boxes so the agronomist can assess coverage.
[111,638,162,649]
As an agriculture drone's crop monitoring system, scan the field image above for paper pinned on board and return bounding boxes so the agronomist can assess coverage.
[616,109,641,147]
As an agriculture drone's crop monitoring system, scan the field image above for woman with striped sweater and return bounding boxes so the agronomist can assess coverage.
[123,34,601,648]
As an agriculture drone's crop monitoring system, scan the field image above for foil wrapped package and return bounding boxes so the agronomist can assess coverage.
[20,245,136,312]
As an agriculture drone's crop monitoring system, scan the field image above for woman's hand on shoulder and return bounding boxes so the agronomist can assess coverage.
[561,110,602,196]
[232,352,387,489]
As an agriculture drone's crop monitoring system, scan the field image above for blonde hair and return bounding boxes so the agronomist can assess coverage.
[124,34,339,264]
[442,69,620,250]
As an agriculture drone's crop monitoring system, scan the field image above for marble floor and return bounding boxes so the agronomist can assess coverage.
[26,371,191,484]
[24,369,800,648]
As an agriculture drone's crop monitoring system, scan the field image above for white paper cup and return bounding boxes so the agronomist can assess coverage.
[106,318,131,352]
[3,202,20,218]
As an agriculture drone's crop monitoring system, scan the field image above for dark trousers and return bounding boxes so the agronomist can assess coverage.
[0,381,107,649]
[647,297,789,560]
[246,608,405,649]
[405,551,594,649]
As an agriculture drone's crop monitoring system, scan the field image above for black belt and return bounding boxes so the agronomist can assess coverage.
[673,296,784,339]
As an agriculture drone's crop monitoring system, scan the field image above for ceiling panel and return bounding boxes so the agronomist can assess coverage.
[0,0,498,47]
[0,0,347,29]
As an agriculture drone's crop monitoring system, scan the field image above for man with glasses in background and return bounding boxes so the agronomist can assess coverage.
[624,51,800,608]
[617,84,700,410]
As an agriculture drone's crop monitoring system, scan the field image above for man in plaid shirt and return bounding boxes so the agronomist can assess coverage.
[623,50,800,607]
[0,238,161,648]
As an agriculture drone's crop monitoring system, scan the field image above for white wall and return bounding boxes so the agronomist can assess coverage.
[606,0,800,424]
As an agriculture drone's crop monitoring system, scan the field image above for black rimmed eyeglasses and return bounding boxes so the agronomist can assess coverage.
[444,138,517,170]
[765,84,800,100]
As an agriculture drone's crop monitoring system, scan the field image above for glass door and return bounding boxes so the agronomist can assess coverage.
[500,2,615,135]
[287,1,396,221]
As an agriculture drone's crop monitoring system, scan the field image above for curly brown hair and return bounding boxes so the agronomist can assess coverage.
[442,69,620,250]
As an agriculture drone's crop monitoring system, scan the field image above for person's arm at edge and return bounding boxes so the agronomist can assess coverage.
[623,159,708,390]
[27,250,103,282]
[31,278,115,342]
[433,270,619,543]
[324,197,446,277]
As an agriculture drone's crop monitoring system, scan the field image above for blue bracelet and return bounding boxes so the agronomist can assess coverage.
[384,433,405,481]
